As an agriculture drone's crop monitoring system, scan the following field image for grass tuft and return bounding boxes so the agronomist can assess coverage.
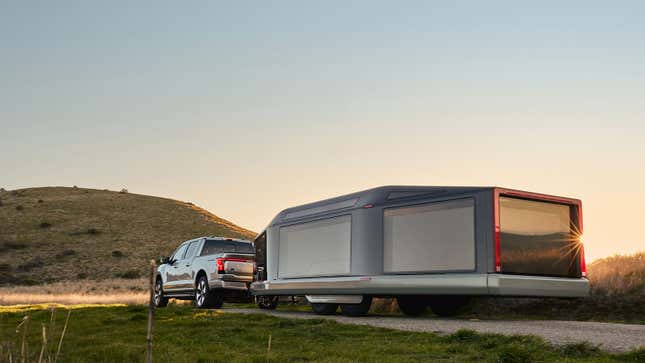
[559,342,602,358]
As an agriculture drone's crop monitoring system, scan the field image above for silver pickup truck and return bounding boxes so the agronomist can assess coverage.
[154,237,255,308]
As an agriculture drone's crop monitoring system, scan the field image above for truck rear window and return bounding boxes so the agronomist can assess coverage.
[201,239,254,256]
[499,197,577,277]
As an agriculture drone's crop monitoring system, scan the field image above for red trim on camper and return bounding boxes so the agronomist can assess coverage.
[493,189,502,273]
[492,188,584,275]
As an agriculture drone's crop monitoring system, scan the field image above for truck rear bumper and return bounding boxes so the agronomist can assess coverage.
[251,273,589,297]
[211,280,249,291]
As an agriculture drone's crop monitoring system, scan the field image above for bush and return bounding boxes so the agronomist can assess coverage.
[120,188,128,194]
[117,269,141,279]
[558,342,601,358]
[87,228,100,235]
[112,250,125,258]
[15,205,24,211]
[0,263,12,273]
[55,249,76,258]
[77,272,88,279]
[0,199,3,207]
[17,257,44,272]
[37,199,44,203]
[39,222,52,229]
[0,241,27,251]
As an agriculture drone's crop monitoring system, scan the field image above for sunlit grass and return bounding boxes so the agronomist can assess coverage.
[1,305,641,362]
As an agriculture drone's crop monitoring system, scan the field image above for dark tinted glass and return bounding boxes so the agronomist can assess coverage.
[499,197,576,277]
[201,239,254,256]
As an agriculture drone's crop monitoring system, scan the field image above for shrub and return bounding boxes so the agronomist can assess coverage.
[55,249,76,258]
[0,263,11,273]
[77,272,88,279]
[37,199,44,203]
[112,250,125,258]
[0,199,3,207]
[73,185,78,189]
[17,257,44,272]
[0,187,5,192]
[117,269,141,279]
[0,241,27,251]
[120,188,128,194]
[87,228,100,235]
[15,205,24,211]
[39,222,52,229]
[558,342,601,358]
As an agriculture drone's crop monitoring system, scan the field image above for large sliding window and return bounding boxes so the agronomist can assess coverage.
[499,197,575,277]
[278,215,351,278]
[384,198,476,273]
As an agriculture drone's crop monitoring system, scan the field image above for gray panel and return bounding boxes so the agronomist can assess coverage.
[278,215,351,278]
[383,198,475,273]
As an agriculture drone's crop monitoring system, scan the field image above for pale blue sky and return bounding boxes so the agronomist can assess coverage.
[1,1,644,260]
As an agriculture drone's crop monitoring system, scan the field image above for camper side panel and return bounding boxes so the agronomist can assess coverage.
[277,215,351,278]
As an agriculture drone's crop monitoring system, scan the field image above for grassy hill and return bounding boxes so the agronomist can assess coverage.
[0,187,255,285]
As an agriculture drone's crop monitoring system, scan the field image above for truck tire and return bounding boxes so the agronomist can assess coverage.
[311,303,338,315]
[340,296,372,317]
[257,296,279,310]
[396,296,427,316]
[427,296,470,317]
[195,275,224,309]
[153,278,169,308]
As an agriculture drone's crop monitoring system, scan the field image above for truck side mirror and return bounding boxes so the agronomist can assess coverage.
[160,256,171,264]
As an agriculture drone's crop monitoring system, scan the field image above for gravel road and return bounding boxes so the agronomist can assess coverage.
[224,308,645,353]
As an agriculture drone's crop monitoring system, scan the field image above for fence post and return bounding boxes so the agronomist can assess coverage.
[146,259,156,363]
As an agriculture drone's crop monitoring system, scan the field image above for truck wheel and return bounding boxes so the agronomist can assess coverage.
[153,278,169,308]
[427,296,470,317]
[340,296,372,317]
[396,296,427,316]
[311,303,338,315]
[195,276,224,309]
[257,296,279,310]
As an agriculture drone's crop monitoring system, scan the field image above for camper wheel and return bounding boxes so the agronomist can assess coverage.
[339,296,372,317]
[311,303,339,315]
[396,296,427,316]
[427,296,470,317]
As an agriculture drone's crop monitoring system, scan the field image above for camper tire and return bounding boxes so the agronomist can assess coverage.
[311,303,338,315]
[396,296,427,316]
[340,296,372,317]
[427,296,470,317]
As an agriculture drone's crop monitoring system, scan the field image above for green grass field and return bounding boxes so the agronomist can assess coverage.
[1,304,643,363]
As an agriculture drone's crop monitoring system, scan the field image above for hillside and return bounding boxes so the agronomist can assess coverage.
[0,187,255,285]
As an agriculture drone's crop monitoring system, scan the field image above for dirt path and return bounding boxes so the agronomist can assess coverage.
[224,308,645,353]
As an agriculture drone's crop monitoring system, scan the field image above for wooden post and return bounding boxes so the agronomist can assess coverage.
[146,259,156,363]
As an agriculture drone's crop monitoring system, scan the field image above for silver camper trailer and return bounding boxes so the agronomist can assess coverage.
[251,186,588,316]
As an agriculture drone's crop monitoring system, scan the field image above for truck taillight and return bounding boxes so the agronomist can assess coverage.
[216,257,252,274]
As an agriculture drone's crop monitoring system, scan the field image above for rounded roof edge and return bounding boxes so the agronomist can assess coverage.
[268,185,493,227]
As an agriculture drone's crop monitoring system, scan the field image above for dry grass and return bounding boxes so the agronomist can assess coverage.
[0,279,149,305]
[587,252,645,296]
[0,187,255,284]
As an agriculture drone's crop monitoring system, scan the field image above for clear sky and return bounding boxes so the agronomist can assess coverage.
[1,1,643,260]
